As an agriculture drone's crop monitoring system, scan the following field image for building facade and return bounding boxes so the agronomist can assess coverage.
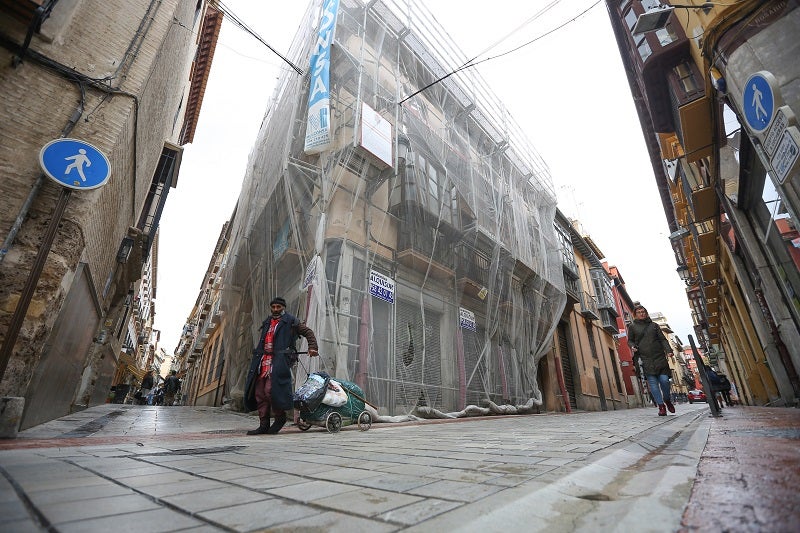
[220,0,565,416]
[175,220,230,407]
[606,0,800,406]
[0,0,221,428]
[553,213,629,412]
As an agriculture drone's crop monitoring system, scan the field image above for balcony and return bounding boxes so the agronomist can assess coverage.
[564,275,581,308]
[396,226,455,281]
[455,245,489,299]
[580,291,599,320]
[599,309,618,333]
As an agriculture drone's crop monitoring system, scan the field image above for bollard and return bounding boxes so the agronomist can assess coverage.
[0,396,25,438]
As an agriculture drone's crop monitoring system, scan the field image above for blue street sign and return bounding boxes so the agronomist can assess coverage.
[742,71,777,134]
[39,138,111,190]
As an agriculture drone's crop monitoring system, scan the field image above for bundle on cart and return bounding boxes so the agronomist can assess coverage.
[293,372,372,433]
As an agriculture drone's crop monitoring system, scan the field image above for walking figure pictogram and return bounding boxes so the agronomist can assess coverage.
[751,83,768,124]
[64,148,91,182]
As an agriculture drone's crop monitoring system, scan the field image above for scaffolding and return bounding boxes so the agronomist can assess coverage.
[221,0,566,416]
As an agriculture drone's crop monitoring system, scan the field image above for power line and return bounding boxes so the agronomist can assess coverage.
[399,1,602,105]
[213,0,304,75]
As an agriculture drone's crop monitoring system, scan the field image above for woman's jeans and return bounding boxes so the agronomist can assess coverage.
[646,374,672,405]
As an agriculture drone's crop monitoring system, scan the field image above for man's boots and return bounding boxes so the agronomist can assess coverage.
[267,414,287,434]
[247,419,270,435]
[658,404,667,416]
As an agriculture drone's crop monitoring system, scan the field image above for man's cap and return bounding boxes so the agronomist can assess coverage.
[270,297,287,307]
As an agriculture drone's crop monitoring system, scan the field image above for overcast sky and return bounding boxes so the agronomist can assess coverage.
[154,0,695,357]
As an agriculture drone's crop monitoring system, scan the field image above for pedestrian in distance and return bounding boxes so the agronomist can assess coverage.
[244,296,318,435]
[140,370,154,405]
[163,370,181,406]
[628,305,675,416]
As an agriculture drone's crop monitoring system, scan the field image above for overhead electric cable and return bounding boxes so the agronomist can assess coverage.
[213,0,304,75]
[400,1,601,105]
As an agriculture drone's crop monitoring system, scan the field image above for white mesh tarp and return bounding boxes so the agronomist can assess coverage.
[222,0,565,416]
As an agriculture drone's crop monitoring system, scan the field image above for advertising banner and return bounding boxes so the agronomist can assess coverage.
[304,0,340,154]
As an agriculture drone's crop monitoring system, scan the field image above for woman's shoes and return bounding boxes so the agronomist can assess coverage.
[658,404,667,416]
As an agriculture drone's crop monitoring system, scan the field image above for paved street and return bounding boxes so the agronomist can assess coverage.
[0,403,798,532]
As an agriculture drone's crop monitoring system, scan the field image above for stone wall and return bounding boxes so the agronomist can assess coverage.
[0,0,201,421]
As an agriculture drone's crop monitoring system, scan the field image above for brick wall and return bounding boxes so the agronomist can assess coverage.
[0,0,201,410]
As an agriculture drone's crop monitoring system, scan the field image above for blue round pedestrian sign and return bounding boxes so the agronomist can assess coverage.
[39,138,111,190]
[742,71,777,134]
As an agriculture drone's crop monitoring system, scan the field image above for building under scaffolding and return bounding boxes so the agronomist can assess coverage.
[222,0,566,415]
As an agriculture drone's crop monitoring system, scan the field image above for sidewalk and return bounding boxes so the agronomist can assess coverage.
[0,403,797,532]
[680,405,800,532]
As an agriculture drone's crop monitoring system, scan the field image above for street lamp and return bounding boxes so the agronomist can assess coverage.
[676,264,692,282]
[669,227,690,242]
[632,4,713,35]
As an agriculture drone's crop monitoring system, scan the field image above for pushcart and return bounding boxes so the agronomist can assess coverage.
[295,377,373,433]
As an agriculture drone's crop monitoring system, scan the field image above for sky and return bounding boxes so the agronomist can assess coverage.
[153,0,695,356]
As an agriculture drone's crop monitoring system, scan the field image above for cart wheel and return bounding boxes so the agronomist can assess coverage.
[325,412,342,433]
[297,419,312,431]
[357,411,372,431]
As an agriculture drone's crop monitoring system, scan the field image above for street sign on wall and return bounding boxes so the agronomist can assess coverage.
[742,71,780,134]
[772,126,800,185]
[39,138,111,190]
[764,106,796,157]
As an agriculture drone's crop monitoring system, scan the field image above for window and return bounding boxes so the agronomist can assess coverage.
[637,36,652,61]
[655,24,678,46]
[215,341,225,380]
[585,319,599,358]
[413,152,456,226]
[555,223,578,277]
[674,62,700,95]
[624,9,638,30]
[591,268,615,310]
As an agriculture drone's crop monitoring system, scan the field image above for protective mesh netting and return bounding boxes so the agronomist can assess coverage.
[221,0,566,416]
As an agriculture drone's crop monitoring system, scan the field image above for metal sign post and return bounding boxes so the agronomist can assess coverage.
[0,139,110,383]
[688,334,722,417]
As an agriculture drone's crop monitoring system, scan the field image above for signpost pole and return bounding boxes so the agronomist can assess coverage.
[0,188,71,382]
[688,334,721,418]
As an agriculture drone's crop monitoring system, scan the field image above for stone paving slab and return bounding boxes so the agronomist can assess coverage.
[2,403,796,531]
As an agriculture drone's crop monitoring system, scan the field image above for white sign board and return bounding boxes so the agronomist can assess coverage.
[369,270,395,303]
[359,102,392,167]
[764,106,796,157]
[459,307,477,331]
[772,126,800,184]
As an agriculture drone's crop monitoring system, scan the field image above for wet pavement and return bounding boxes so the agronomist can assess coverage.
[0,403,797,532]
[680,405,800,532]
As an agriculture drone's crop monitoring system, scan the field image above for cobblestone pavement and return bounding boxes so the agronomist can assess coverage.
[0,402,796,532]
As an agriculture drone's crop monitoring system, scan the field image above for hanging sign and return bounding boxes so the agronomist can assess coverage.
[459,307,477,331]
[369,270,394,304]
